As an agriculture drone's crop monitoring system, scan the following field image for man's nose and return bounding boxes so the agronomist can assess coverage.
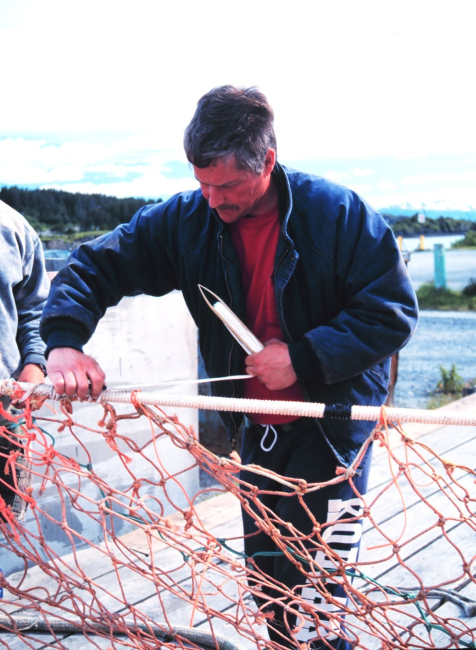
[206,186,223,209]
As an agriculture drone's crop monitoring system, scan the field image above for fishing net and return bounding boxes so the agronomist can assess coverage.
[0,381,475,649]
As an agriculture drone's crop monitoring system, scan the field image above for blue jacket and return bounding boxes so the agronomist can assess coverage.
[40,164,418,466]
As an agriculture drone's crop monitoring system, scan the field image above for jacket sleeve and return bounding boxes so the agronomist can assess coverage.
[289,193,418,384]
[16,234,49,368]
[40,204,180,355]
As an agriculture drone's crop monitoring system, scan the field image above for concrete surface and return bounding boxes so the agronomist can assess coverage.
[394,310,476,409]
[1,292,199,575]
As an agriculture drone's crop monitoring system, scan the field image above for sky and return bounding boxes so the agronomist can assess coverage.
[1,0,476,211]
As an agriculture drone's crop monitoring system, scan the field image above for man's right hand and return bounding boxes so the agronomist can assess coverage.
[47,348,106,400]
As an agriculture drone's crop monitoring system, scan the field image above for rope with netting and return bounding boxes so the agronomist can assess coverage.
[0,380,475,649]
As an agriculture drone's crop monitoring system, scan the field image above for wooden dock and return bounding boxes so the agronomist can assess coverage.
[2,394,476,649]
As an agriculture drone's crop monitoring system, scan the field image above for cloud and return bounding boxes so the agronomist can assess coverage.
[367,186,476,211]
[376,180,398,191]
[2,134,476,214]
[0,136,197,199]
[348,183,373,195]
[324,170,350,183]
[3,0,476,165]
[40,177,198,200]
[401,171,476,185]
[353,168,374,177]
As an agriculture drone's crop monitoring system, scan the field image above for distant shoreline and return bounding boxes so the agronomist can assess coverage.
[383,213,476,238]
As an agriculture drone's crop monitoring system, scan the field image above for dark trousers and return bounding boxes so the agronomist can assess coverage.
[240,418,372,649]
[0,398,30,523]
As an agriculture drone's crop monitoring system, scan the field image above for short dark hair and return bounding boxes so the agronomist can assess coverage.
[184,85,277,175]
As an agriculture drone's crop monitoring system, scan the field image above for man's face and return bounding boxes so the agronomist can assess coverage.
[193,155,274,223]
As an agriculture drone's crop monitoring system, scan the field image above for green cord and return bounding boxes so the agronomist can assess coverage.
[21,417,474,646]
[218,539,475,646]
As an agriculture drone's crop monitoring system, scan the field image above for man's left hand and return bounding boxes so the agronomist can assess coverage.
[17,364,46,384]
[15,364,46,408]
[245,338,297,390]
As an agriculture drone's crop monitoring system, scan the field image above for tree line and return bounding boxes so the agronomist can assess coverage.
[2,186,475,238]
[383,213,476,236]
[0,186,162,233]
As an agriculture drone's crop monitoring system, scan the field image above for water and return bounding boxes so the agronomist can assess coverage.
[43,249,71,259]
[406,249,476,290]
[400,234,464,251]
[43,249,71,272]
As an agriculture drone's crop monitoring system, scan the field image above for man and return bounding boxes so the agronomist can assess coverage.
[40,86,418,648]
[0,200,48,522]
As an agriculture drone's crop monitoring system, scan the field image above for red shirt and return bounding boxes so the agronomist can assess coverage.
[230,205,304,424]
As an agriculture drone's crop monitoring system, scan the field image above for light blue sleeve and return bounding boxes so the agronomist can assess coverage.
[15,234,49,367]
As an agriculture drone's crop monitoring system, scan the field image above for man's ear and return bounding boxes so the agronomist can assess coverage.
[264,148,277,176]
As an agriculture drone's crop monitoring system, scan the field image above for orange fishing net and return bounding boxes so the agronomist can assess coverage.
[0,384,475,650]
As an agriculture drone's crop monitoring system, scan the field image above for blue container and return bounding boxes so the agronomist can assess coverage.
[434,243,447,289]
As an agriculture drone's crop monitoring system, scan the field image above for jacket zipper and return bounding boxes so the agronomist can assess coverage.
[275,238,317,428]
[274,246,294,343]
[219,234,238,450]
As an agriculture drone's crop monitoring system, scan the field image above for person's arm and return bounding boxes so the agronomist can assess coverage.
[248,196,418,389]
[294,219,417,385]
[40,204,180,398]
[15,234,49,375]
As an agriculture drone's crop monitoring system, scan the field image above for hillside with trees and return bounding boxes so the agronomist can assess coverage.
[0,186,162,233]
[382,213,476,237]
[2,186,476,240]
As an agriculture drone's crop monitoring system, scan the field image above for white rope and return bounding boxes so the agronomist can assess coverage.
[260,425,278,452]
[113,374,251,390]
[1,380,476,427]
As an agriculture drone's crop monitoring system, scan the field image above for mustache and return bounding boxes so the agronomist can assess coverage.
[216,204,239,211]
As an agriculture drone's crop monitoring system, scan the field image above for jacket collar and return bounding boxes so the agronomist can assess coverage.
[273,163,294,248]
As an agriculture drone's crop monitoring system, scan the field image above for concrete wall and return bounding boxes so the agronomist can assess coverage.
[2,292,198,575]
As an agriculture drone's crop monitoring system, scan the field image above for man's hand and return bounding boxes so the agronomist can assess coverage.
[47,348,106,399]
[15,364,46,408]
[245,338,298,390]
[17,364,46,385]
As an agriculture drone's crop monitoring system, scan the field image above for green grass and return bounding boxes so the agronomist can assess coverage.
[452,230,476,248]
[416,282,476,310]
[427,393,462,409]
[426,364,476,409]
[41,230,110,244]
